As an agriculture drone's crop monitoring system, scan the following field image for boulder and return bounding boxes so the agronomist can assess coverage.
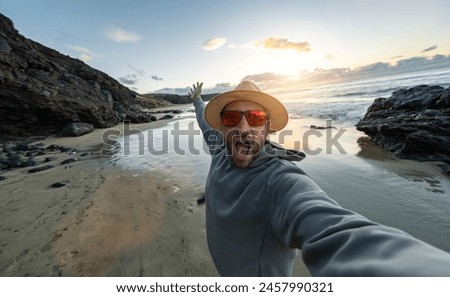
[356,85,450,166]
[58,122,94,137]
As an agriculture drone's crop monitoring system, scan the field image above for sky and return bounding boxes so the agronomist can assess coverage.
[2,0,450,94]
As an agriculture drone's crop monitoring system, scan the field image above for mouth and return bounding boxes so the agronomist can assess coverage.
[235,139,254,158]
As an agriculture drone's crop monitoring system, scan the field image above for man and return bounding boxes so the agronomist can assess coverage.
[189,81,450,276]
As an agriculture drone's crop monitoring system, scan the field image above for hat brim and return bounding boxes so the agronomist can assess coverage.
[204,90,288,133]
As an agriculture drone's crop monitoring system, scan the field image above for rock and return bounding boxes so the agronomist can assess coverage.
[51,182,66,188]
[310,124,336,129]
[0,13,170,138]
[438,164,450,176]
[197,194,206,204]
[28,165,53,173]
[58,122,94,137]
[46,144,63,151]
[61,158,78,165]
[23,158,38,167]
[159,114,174,120]
[44,156,57,163]
[7,154,25,168]
[0,36,12,54]
[124,112,157,123]
[356,85,450,170]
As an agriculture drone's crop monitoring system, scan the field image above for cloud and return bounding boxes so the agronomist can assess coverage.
[252,36,311,53]
[354,62,391,74]
[237,53,450,92]
[151,75,163,81]
[118,65,149,86]
[153,82,234,95]
[205,82,233,93]
[242,72,286,83]
[128,64,145,77]
[302,54,450,85]
[152,87,191,94]
[202,37,227,50]
[67,45,97,62]
[241,72,291,90]
[421,45,437,53]
[107,26,143,43]
[118,74,138,85]
[152,54,450,95]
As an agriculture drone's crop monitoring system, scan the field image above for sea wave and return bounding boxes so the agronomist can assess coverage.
[281,70,450,125]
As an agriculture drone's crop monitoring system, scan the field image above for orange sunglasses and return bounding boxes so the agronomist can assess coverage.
[220,110,268,127]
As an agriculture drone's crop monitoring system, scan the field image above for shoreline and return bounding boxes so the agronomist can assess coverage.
[1,116,449,276]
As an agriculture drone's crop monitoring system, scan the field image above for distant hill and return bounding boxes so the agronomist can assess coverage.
[0,13,172,138]
[140,93,219,104]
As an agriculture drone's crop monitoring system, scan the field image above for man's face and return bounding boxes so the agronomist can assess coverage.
[220,101,268,168]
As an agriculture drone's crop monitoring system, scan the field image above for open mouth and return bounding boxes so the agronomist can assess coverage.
[235,139,254,157]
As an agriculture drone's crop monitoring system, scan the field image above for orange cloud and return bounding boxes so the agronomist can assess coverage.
[253,36,311,53]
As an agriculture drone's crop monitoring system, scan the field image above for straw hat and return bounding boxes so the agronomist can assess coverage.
[204,81,288,133]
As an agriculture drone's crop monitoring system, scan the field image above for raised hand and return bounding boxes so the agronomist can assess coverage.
[189,82,203,100]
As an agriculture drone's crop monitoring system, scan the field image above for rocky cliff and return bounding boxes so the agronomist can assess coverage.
[356,85,450,171]
[0,13,170,138]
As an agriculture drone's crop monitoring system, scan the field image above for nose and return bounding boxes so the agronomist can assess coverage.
[237,114,251,131]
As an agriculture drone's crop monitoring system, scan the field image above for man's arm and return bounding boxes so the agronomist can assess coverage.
[267,164,450,276]
[189,82,222,152]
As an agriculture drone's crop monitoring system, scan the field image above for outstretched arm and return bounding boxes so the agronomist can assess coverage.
[189,82,222,152]
[267,165,450,276]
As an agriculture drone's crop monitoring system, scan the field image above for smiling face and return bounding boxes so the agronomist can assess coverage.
[220,101,269,168]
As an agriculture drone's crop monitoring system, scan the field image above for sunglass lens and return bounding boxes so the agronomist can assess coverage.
[246,111,266,126]
[221,111,242,126]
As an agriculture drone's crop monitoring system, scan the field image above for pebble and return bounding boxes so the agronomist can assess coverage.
[51,182,66,188]
[197,194,205,204]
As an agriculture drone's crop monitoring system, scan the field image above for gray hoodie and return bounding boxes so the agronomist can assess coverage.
[194,98,450,276]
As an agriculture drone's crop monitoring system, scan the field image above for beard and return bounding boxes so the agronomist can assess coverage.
[224,129,266,168]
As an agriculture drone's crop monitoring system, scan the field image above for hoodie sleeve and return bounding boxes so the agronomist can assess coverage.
[193,98,223,154]
[266,163,450,276]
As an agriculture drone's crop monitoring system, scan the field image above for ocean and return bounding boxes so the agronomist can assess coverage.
[278,69,450,125]
[111,68,450,254]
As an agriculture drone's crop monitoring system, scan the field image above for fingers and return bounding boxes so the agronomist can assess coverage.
[189,82,203,99]
[193,82,202,90]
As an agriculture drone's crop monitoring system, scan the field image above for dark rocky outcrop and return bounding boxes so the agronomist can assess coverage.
[0,13,170,138]
[356,85,450,169]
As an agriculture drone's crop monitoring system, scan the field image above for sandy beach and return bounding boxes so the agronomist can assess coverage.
[0,119,216,276]
[1,113,449,277]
